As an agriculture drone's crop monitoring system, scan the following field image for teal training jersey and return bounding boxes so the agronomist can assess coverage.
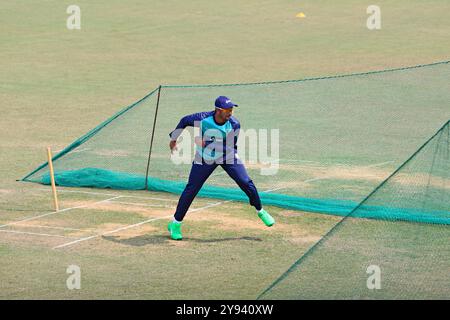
[169,110,241,162]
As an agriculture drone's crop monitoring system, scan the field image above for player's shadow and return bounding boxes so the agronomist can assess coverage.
[101,234,262,246]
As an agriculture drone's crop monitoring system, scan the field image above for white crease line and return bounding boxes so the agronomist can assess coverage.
[37,188,119,197]
[53,148,90,154]
[8,224,87,232]
[111,201,175,209]
[188,200,233,212]
[303,177,327,183]
[0,196,122,229]
[0,229,78,239]
[37,188,180,202]
[264,178,327,192]
[276,159,321,164]
[53,200,232,249]
[69,148,90,154]
[263,186,285,193]
[210,171,227,177]
[366,160,394,168]
[54,186,284,249]
[119,195,179,202]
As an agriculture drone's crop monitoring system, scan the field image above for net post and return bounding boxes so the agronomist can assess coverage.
[144,85,162,190]
[46,147,60,211]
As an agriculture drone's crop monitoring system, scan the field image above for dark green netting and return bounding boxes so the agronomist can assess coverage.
[38,167,450,225]
[21,61,450,299]
[259,120,450,299]
[22,61,450,225]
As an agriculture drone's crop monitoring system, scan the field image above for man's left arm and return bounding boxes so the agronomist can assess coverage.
[232,118,241,151]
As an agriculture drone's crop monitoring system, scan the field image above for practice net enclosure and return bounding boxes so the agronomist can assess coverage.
[22,61,450,225]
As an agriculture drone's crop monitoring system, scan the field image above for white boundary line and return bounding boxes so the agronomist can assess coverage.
[0,196,122,229]
[53,200,232,249]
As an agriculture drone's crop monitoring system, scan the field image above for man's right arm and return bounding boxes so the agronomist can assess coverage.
[169,111,211,141]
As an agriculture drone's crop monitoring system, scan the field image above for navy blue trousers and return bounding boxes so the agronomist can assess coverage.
[174,162,262,221]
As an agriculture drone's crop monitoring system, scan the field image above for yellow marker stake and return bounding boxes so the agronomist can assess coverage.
[296,12,306,18]
[46,147,59,211]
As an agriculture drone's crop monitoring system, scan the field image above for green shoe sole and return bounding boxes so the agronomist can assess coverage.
[258,210,275,227]
[168,221,183,240]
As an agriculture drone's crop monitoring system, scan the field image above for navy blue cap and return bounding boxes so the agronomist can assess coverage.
[215,96,238,109]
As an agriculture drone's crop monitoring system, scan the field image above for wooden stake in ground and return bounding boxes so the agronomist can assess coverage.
[46,147,59,211]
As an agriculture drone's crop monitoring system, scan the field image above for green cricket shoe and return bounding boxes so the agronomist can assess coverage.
[258,209,275,227]
[168,221,183,240]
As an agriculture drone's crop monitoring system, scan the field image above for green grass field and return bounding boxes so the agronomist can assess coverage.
[1,0,449,299]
